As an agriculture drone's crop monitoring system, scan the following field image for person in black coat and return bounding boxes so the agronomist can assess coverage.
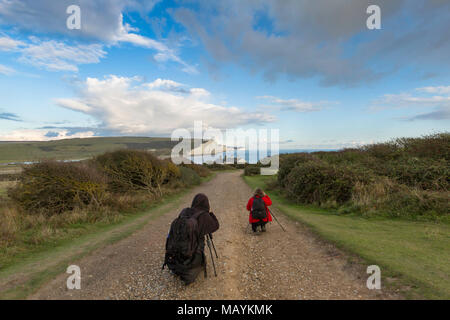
[166,193,219,284]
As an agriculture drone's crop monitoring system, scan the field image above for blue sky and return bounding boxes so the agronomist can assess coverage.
[0,0,449,149]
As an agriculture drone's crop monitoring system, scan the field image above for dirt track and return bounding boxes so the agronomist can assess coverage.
[31,171,392,300]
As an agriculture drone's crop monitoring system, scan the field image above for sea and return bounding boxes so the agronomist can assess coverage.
[190,149,337,164]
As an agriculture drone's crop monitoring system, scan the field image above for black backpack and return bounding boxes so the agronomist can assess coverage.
[251,196,267,220]
[163,208,204,272]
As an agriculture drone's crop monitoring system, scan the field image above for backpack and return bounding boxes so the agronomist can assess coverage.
[163,208,205,273]
[251,196,267,220]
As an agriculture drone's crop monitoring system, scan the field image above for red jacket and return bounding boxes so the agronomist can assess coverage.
[246,195,273,223]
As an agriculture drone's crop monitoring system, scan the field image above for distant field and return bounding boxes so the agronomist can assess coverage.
[0,137,179,164]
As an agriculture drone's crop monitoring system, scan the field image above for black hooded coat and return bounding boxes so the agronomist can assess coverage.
[167,193,219,284]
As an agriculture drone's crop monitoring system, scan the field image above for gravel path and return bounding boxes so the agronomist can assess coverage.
[30,171,392,300]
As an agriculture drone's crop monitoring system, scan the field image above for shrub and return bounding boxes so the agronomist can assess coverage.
[179,166,201,186]
[205,162,237,171]
[352,179,449,219]
[395,133,450,160]
[244,165,260,176]
[94,150,178,194]
[277,153,315,187]
[9,161,107,215]
[182,164,211,177]
[381,158,449,191]
[284,161,356,205]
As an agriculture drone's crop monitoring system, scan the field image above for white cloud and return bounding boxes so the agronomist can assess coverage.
[0,36,24,51]
[0,129,95,141]
[145,78,184,90]
[0,63,15,75]
[372,86,450,121]
[257,95,329,112]
[0,35,106,72]
[375,92,450,108]
[18,39,106,72]
[55,75,275,135]
[416,86,450,95]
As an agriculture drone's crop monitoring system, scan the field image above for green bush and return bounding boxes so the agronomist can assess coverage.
[9,161,107,215]
[284,161,356,205]
[179,166,201,186]
[94,150,179,194]
[394,133,450,160]
[182,164,211,177]
[205,162,237,171]
[277,153,315,187]
[381,158,449,191]
[244,166,260,176]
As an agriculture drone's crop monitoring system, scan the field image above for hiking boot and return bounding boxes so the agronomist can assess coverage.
[261,224,266,232]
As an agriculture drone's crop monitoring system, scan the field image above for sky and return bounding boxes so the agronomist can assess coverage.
[0,0,449,149]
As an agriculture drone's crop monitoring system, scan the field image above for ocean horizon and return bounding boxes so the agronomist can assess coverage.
[191,148,338,164]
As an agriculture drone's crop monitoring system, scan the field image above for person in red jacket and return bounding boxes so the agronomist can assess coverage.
[246,188,272,232]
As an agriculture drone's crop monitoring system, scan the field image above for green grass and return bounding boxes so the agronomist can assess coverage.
[0,137,178,164]
[0,174,214,299]
[243,174,450,299]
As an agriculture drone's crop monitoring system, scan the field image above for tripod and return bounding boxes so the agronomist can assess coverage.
[206,234,218,277]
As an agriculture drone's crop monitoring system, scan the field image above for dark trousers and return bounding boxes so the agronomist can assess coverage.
[252,221,267,232]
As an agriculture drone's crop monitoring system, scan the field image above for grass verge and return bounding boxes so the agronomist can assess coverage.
[243,174,450,300]
[0,174,214,299]
[0,181,16,197]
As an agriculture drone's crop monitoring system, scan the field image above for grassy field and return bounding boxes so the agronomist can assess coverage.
[243,174,450,299]
[0,137,179,164]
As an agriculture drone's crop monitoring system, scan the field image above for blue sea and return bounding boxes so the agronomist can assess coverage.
[191,149,337,164]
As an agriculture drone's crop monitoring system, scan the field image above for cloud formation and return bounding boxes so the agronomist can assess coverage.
[257,95,330,112]
[0,128,95,141]
[0,111,21,121]
[0,1,196,73]
[0,63,15,75]
[0,0,159,42]
[173,0,450,86]
[55,76,275,135]
[373,85,450,121]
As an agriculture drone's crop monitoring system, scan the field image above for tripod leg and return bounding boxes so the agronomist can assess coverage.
[211,239,218,259]
[208,234,218,258]
[206,237,217,277]
[268,208,286,232]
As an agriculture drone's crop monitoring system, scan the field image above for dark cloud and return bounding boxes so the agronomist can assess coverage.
[0,0,160,42]
[44,131,60,138]
[0,112,21,121]
[408,107,450,121]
